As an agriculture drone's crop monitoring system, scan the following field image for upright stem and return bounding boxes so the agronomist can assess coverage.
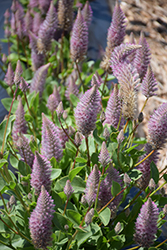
[123,119,129,133]
[75,61,83,88]
[1,86,18,156]
[140,97,148,113]
[71,148,79,170]
[21,40,29,68]
[63,198,69,215]
[156,238,167,248]
[102,72,108,96]
[94,167,105,210]
[85,137,90,167]
[133,149,155,168]
[60,31,64,72]
[149,181,167,197]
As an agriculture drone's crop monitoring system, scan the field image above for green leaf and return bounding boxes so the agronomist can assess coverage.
[163,173,167,182]
[91,152,99,165]
[66,210,81,226]
[69,166,85,182]
[111,181,121,197]
[53,212,72,231]
[71,175,86,193]
[70,94,80,107]
[0,115,15,150]
[128,169,142,181]
[112,234,126,242]
[30,92,39,113]
[150,161,159,184]
[0,175,7,194]
[75,157,87,163]
[0,159,8,168]
[1,98,19,113]
[99,207,111,226]
[51,169,62,181]
[18,160,31,176]
[108,142,118,156]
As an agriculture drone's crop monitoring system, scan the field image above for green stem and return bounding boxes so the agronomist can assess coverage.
[102,72,108,96]
[85,137,90,167]
[123,119,129,133]
[63,198,69,215]
[60,31,64,72]
[126,245,139,250]
[75,62,83,88]
[0,239,16,250]
[1,86,18,156]
[21,40,29,68]
[156,238,167,248]
[94,167,105,210]
[0,192,8,212]
[140,97,148,113]
[149,181,167,197]
[71,148,79,170]
[133,149,155,168]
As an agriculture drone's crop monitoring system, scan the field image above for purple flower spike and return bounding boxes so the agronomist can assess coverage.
[99,164,122,210]
[65,75,79,101]
[39,0,51,14]
[134,198,158,247]
[29,185,54,250]
[137,144,159,190]
[17,134,34,168]
[24,10,33,36]
[133,31,151,80]
[31,152,52,195]
[32,12,43,36]
[30,63,50,98]
[74,84,101,136]
[37,1,57,53]
[28,0,39,8]
[47,86,61,113]
[99,141,110,167]
[85,208,94,226]
[41,114,63,161]
[141,65,158,98]
[19,77,29,93]
[12,97,27,144]
[81,1,92,27]
[85,165,100,205]
[5,63,14,87]
[70,8,88,63]
[91,72,103,88]
[104,84,124,129]
[64,180,74,199]
[147,102,167,149]
[14,60,23,85]
[101,0,126,72]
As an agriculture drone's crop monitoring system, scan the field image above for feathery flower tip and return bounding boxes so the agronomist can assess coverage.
[141,65,158,98]
[134,198,158,247]
[29,186,54,250]
[98,141,110,167]
[64,180,74,199]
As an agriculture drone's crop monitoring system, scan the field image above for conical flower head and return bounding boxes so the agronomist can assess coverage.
[64,180,74,199]
[91,72,103,88]
[41,114,63,161]
[29,186,54,250]
[104,84,124,129]
[137,143,159,190]
[147,102,167,149]
[85,165,100,205]
[19,77,29,93]
[134,198,158,247]
[141,65,158,98]
[58,0,74,31]
[31,152,52,195]
[24,10,33,36]
[101,0,126,72]
[133,31,151,80]
[5,63,14,87]
[98,141,110,167]
[14,60,23,85]
[37,1,57,53]
[85,208,94,226]
[65,75,79,101]
[46,86,61,113]
[32,12,43,36]
[70,8,88,63]
[12,98,27,144]
[81,1,92,27]
[74,84,101,136]
[30,63,50,98]
[99,164,122,210]
[17,134,34,168]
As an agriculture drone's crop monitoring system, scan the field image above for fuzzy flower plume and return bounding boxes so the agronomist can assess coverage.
[31,152,52,195]
[29,31,45,71]
[137,143,159,190]
[101,0,126,72]
[30,63,50,98]
[41,114,63,161]
[24,10,33,37]
[17,134,34,168]
[58,0,74,31]
[141,65,158,98]
[85,208,94,226]
[64,180,74,199]
[81,1,92,27]
[70,8,88,63]
[99,164,122,210]
[91,72,103,88]
[104,84,124,129]
[47,85,61,113]
[116,63,140,120]
[134,198,158,247]
[32,12,43,36]
[111,43,142,78]
[29,185,54,250]
[99,141,110,167]
[74,84,101,136]
[85,165,100,206]
[147,102,167,149]
[65,75,79,101]
[37,1,57,54]
[133,31,151,80]
[5,63,14,87]
[19,77,29,93]
[12,98,27,144]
